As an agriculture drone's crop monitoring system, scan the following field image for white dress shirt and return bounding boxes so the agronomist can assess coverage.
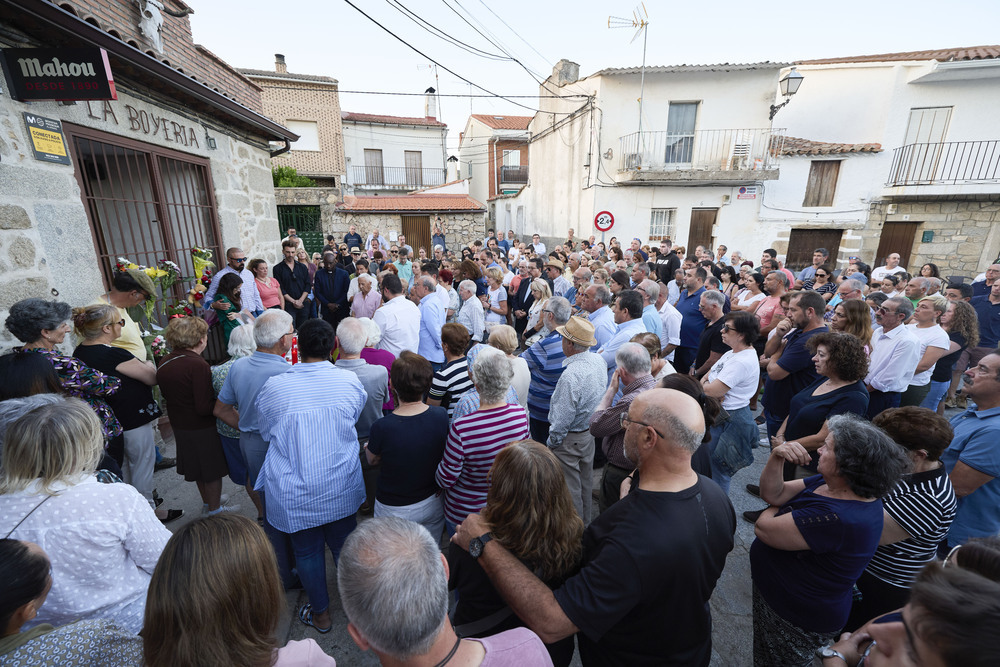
[597,318,648,380]
[667,280,682,306]
[204,265,264,313]
[866,324,921,392]
[373,294,421,356]
[658,300,683,361]
[457,295,485,341]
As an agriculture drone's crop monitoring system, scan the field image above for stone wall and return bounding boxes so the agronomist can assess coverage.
[861,197,1000,276]
[327,211,487,250]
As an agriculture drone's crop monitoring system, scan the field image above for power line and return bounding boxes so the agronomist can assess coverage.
[383,0,511,62]
[472,0,553,69]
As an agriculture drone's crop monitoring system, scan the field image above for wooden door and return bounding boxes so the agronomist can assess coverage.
[401,215,431,258]
[404,150,423,188]
[874,222,919,271]
[686,208,717,254]
[785,229,844,271]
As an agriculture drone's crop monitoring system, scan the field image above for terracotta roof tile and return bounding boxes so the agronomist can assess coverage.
[799,45,1000,65]
[470,114,533,130]
[778,136,882,156]
[237,68,337,84]
[337,194,484,212]
[342,112,446,127]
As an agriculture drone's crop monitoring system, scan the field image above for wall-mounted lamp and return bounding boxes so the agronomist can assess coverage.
[205,131,217,150]
[769,67,804,121]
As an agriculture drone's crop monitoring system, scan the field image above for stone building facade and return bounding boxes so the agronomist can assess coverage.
[0,0,294,348]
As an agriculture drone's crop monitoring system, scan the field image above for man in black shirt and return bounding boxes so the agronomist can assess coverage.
[272,239,312,327]
[452,388,736,666]
[654,239,680,285]
[692,289,729,379]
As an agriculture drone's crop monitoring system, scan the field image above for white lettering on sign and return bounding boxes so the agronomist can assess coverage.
[17,57,97,78]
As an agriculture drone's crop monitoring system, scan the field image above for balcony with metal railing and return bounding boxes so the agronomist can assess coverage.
[886,141,1000,189]
[350,165,447,190]
[616,128,784,184]
[499,165,529,184]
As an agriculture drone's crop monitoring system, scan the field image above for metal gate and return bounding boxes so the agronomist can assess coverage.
[65,123,222,311]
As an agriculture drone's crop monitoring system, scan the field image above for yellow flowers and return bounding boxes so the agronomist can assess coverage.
[143,268,170,278]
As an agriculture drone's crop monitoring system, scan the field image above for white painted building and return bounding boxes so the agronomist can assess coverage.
[341,91,449,196]
[458,114,532,215]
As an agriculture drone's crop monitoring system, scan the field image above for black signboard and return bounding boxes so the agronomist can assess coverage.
[1,48,116,101]
[23,113,71,165]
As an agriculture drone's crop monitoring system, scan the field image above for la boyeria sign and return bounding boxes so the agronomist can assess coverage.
[0,48,116,101]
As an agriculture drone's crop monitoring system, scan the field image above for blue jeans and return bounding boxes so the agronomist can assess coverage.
[921,380,950,411]
[288,515,358,614]
[707,422,733,495]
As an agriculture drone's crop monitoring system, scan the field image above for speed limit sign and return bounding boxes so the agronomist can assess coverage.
[594,210,614,232]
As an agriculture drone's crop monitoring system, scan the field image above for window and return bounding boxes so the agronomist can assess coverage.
[364,149,384,185]
[502,150,520,167]
[803,160,841,207]
[404,150,423,187]
[665,102,697,164]
[649,208,676,242]
[285,120,320,152]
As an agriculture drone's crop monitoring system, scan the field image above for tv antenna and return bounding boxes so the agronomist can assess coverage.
[609,4,650,139]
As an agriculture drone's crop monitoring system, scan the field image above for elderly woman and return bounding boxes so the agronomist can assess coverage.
[358,317,395,411]
[144,514,336,667]
[448,441,582,666]
[366,352,450,539]
[630,332,675,382]
[750,414,909,666]
[4,298,122,443]
[439,268,460,322]
[449,344,521,423]
[350,272,381,320]
[211,323,262,522]
[489,324,530,408]
[900,294,951,407]
[456,279,486,343]
[843,406,958,631]
[0,398,170,633]
[700,311,762,494]
[156,316,232,515]
[71,304,166,516]
[523,278,552,346]
[435,347,529,535]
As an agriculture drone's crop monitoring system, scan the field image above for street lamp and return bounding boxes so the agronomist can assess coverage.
[769,67,804,121]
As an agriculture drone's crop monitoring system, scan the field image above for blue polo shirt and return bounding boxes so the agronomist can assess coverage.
[943,406,1000,545]
[761,326,828,420]
[676,286,707,349]
[971,296,1000,348]
[217,350,290,433]
[521,331,567,422]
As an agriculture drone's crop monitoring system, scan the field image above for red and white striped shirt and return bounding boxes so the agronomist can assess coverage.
[435,404,529,524]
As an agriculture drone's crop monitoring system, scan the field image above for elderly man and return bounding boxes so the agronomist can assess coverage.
[373,273,421,356]
[546,258,571,298]
[865,296,920,418]
[204,246,264,315]
[365,228,391,252]
[905,277,930,308]
[941,348,1000,549]
[872,252,906,283]
[256,318,367,633]
[510,259,535,339]
[655,281,682,363]
[280,227,303,251]
[314,252,350,328]
[637,279,663,339]
[691,290,729,379]
[972,262,1000,298]
[674,266,708,373]
[521,296,572,443]
[413,275,446,368]
[824,278,874,325]
[546,317,607,520]
[590,342,658,512]
[565,267,590,309]
[630,262,650,288]
[454,388,735,664]
[597,290,647,381]
[340,518,551,665]
[343,224,363,251]
[346,257,371,302]
[580,283,616,351]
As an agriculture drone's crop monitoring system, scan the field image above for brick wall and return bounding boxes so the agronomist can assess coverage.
[56,0,262,112]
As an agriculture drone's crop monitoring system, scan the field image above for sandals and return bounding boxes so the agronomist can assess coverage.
[298,604,332,634]
[158,509,184,524]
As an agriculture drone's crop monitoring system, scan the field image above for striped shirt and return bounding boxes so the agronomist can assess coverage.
[451,386,520,425]
[520,331,567,422]
[428,357,474,420]
[865,467,957,587]
[254,362,367,533]
[435,404,530,524]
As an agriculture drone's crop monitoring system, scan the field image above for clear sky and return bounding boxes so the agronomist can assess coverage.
[188,0,998,153]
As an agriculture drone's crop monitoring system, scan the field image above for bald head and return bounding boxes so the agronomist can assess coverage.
[631,389,705,454]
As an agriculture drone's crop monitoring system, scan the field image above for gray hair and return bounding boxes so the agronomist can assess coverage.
[546,296,571,326]
[336,517,448,660]
[358,317,381,347]
[358,273,375,287]
[471,347,513,404]
[336,317,368,355]
[702,289,725,309]
[633,262,650,276]
[5,299,72,344]
[616,341,652,376]
[253,309,293,349]
[458,279,477,296]
[911,277,930,292]
[577,268,593,282]
[418,276,436,291]
[640,399,705,453]
[843,279,864,293]
[887,295,915,320]
[732,251,743,260]
[769,271,790,288]
[591,284,612,306]
[227,323,256,359]
[639,279,659,302]
[0,394,63,451]
[826,413,910,498]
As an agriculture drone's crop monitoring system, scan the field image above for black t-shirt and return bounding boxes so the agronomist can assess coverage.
[366,407,449,506]
[554,477,736,666]
[694,318,730,373]
[73,344,160,430]
[931,331,966,382]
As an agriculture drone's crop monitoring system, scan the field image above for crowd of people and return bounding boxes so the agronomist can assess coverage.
[2,225,1000,666]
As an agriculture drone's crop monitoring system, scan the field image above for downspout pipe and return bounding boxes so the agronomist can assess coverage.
[270,139,291,158]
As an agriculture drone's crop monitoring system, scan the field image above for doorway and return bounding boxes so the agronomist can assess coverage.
[874,222,919,271]
[785,229,844,272]
[686,208,717,254]
[401,215,431,257]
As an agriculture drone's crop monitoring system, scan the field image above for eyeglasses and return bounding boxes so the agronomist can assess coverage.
[721,324,732,333]
[876,306,898,314]
[541,309,553,314]
[231,257,246,263]
[620,412,666,439]
[117,319,126,327]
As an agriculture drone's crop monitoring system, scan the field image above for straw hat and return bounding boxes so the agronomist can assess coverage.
[545,258,565,271]
[555,316,597,348]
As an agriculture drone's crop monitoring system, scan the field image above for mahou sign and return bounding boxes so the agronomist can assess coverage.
[0,48,116,101]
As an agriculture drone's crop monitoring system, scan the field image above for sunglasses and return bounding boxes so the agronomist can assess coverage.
[721,325,732,332]
[815,272,827,277]
[116,319,126,327]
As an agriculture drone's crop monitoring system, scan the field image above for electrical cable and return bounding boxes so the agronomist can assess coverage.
[383,0,512,61]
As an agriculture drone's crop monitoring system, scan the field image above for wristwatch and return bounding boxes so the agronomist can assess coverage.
[815,645,847,663]
[469,532,493,560]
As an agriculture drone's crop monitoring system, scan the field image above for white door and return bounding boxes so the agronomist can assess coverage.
[902,108,951,182]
